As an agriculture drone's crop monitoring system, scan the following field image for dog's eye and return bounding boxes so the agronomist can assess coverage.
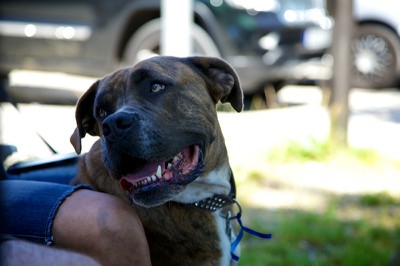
[98,108,108,119]
[150,83,165,93]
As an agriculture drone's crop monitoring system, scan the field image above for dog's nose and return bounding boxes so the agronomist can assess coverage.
[102,112,135,137]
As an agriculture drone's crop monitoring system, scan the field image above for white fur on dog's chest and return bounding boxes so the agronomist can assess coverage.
[171,165,237,265]
[213,210,237,266]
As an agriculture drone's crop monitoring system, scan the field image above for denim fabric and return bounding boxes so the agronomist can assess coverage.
[0,180,92,245]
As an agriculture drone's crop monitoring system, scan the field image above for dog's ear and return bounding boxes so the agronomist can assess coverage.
[188,57,243,112]
[70,80,100,154]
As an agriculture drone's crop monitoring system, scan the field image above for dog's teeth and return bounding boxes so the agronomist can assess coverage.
[151,175,157,182]
[172,156,179,164]
[143,179,148,185]
[156,165,162,178]
[146,177,152,183]
[167,163,172,170]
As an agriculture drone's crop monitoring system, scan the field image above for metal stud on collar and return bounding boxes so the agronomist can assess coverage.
[193,194,235,211]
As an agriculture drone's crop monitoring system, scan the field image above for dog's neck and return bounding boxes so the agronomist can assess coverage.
[172,162,232,204]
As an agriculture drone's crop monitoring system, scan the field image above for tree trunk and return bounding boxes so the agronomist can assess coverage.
[329,0,354,146]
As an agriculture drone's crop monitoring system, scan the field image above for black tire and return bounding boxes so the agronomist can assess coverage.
[122,18,220,64]
[351,24,400,88]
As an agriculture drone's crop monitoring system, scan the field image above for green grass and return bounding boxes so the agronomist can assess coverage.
[267,138,379,164]
[238,198,400,266]
[359,192,400,206]
[268,139,331,162]
[234,146,400,266]
[233,138,400,265]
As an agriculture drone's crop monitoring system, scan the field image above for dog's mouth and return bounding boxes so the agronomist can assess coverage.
[118,145,203,205]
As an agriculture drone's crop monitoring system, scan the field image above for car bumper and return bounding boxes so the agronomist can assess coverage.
[227,55,332,94]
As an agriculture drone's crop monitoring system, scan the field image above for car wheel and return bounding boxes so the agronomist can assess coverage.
[123,18,221,64]
[351,24,400,88]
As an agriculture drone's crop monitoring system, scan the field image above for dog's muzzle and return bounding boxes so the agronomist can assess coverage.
[117,145,204,207]
[120,145,202,190]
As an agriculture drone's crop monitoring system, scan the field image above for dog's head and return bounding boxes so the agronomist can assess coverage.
[71,56,243,207]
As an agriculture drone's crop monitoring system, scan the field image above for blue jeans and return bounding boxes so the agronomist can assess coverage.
[0,162,92,245]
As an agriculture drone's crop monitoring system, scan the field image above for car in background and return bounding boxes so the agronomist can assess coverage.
[0,0,332,103]
[352,0,400,89]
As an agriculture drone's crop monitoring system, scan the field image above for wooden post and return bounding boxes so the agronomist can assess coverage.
[329,0,354,146]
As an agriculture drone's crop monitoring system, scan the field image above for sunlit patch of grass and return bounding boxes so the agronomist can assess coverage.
[246,170,265,183]
[267,138,332,162]
[267,138,383,166]
[347,147,380,165]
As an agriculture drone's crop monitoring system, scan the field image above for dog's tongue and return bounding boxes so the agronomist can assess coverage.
[122,161,164,183]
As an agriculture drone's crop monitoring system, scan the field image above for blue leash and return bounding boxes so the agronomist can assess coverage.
[229,201,272,261]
